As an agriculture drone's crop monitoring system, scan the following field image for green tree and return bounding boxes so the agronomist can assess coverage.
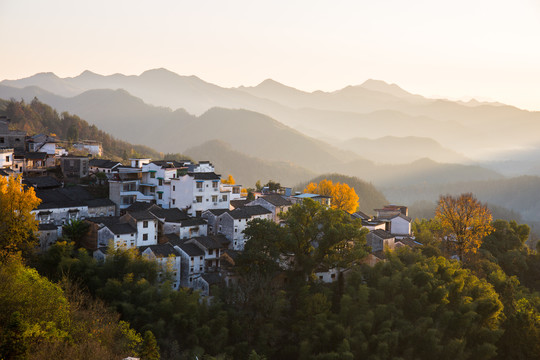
[62,219,90,248]
[0,311,28,360]
[140,330,160,360]
[0,174,41,261]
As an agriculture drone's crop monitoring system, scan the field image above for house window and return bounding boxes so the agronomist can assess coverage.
[234,227,238,233]
[200,256,203,260]
[196,182,203,189]
[172,199,175,205]
[150,172,155,178]
[199,265,203,271]
[143,234,148,241]
[212,181,218,189]
[190,257,194,261]
[143,220,148,228]
[196,196,202,203]
[158,179,163,186]
[212,195,217,203]
[173,185,175,191]
[190,267,194,273]
[158,193,163,200]
[116,235,120,238]
[5,156,9,162]
[221,195,227,202]
[331,274,336,279]
[209,249,213,255]
[0,137,3,143]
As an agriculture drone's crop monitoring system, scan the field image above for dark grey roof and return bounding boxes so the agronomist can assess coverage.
[23,176,61,189]
[230,199,249,209]
[140,243,179,257]
[86,198,115,208]
[128,211,157,221]
[228,205,271,220]
[396,237,422,247]
[0,169,15,176]
[38,223,57,231]
[180,218,207,227]
[86,216,121,226]
[189,172,220,180]
[205,209,229,216]
[201,273,222,285]
[190,235,229,250]
[377,213,412,222]
[24,152,48,160]
[35,186,93,209]
[89,159,121,169]
[352,210,371,220]
[176,242,205,256]
[370,229,395,240]
[148,205,190,222]
[125,201,154,212]
[164,233,183,246]
[107,223,136,235]
[150,160,187,168]
[259,194,292,207]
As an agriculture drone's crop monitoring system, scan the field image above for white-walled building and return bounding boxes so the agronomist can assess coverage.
[120,211,159,246]
[216,205,273,250]
[170,172,230,217]
[0,148,13,169]
[140,244,181,290]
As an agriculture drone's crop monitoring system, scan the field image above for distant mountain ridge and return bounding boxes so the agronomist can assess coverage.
[3,68,540,164]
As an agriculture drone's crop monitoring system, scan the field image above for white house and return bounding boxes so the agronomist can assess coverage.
[0,148,13,169]
[89,159,122,175]
[216,205,273,250]
[170,172,230,217]
[376,213,412,238]
[366,229,396,252]
[140,244,181,290]
[168,234,206,288]
[246,194,292,222]
[120,211,159,246]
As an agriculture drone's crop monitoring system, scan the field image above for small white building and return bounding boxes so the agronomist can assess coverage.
[140,244,181,290]
[120,211,159,246]
[216,205,273,250]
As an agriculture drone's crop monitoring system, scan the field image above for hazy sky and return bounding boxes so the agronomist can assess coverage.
[1,0,539,110]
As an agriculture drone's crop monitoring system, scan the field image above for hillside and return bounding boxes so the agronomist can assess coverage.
[184,140,315,187]
[339,136,469,164]
[0,98,162,161]
[295,173,389,214]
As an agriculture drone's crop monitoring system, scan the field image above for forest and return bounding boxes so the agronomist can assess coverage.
[2,177,540,359]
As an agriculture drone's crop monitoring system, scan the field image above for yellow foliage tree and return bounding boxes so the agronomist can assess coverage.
[304,179,359,213]
[0,175,41,261]
[221,174,235,185]
[435,193,494,260]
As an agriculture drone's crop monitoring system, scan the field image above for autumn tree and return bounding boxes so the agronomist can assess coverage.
[0,175,41,261]
[221,174,236,185]
[435,193,493,260]
[304,179,359,213]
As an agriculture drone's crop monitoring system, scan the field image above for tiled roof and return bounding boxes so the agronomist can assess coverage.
[228,205,271,220]
[150,160,187,168]
[140,243,179,257]
[23,176,61,189]
[377,213,412,222]
[370,229,395,240]
[180,218,207,227]
[86,198,115,208]
[201,273,222,285]
[190,235,229,250]
[127,211,157,221]
[125,201,154,212]
[259,194,292,207]
[204,209,229,217]
[107,223,136,235]
[148,205,190,222]
[24,152,48,160]
[230,199,249,209]
[293,193,331,199]
[89,159,121,169]
[190,172,221,180]
[176,242,205,256]
[38,223,57,231]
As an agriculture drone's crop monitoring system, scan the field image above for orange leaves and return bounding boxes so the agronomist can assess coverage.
[435,193,493,259]
[304,179,359,213]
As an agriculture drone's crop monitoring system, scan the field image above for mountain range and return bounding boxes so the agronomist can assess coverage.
[3,68,540,228]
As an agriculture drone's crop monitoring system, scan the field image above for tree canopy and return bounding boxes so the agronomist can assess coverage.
[0,174,41,261]
[435,193,494,260]
[304,179,359,213]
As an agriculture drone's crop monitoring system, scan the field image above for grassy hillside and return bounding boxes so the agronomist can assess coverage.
[295,173,389,215]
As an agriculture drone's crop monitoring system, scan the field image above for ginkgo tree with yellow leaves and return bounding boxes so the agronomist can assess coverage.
[0,175,41,261]
[304,179,359,213]
[435,193,494,260]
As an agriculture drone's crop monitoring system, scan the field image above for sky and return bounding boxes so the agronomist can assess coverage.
[1,0,539,110]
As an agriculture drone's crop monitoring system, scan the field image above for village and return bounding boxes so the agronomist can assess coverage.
[1,115,420,298]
